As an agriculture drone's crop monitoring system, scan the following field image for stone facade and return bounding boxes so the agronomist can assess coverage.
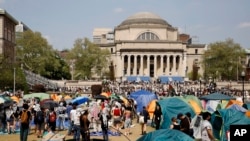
[94,12,206,81]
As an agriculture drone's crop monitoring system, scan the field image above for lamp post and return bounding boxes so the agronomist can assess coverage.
[199,77,202,97]
[241,71,245,103]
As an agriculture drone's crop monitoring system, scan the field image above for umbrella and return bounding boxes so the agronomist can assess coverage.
[71,96,89,105]
[41,101,59,109]
[23,93,50,100]
[94,95,108,100]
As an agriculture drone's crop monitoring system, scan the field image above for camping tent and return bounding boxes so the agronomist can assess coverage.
[200,92,235,100]
[146,99,158,119]
[183,95,203,114]
[137,129,194,141]
[211,108,250,141]
[129,90,157,113]
[158,97,195,129]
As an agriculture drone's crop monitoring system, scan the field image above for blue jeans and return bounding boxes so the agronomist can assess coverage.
[73,125,81,141]
[20,124,29,141]
[58,114,65,130]
[67,121,73,135]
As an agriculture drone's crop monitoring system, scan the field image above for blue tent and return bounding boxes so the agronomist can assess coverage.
[137,129,194,141]
[129,90,157,113]
[211,108,250,141]
[158,97,195,129]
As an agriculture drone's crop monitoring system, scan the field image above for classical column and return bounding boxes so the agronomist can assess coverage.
[160,55,163,76]
[167,55,170,75]
[127,55,131,76]
[140,55,143,76]
[134,55,137,75]
[121,55,124,77]
[173,55,176,76]
[154,55,157,78]
[147,55,150,76]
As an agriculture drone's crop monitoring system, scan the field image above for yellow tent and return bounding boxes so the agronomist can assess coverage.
[187,100,202,114]
[225,100,243,108]
[11,96,19,103]
[64,95,72,100]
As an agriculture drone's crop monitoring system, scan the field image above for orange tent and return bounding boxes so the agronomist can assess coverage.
[11,96,19,103]
[64,95,72,100]
[147,99,157,119]
[225,100,243,108]
[101,92,109,98]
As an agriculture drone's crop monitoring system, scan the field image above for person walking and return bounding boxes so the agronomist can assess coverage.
[19,103,32,141]
[48,108,57,132]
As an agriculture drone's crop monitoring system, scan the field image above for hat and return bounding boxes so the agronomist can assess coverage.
[177,113,183,119]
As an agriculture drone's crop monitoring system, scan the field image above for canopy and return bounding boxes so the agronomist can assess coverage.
[200,92,235,100]
[23,93,50,100]
[129,90,157,113]
[137,129,194,141]
[158,97,195,129]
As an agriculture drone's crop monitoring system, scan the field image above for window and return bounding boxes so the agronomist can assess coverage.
[195,49,198,54]
[137,32,159,40]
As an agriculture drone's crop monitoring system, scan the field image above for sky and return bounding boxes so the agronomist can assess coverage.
[1,0,250,51]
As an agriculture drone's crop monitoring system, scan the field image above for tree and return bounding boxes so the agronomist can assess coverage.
[16,30,70,80]
[66,38,110,79]
[202,38,245,81]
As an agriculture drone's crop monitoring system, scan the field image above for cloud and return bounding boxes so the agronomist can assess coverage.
[113,8,124,13]
[237,22,250,28]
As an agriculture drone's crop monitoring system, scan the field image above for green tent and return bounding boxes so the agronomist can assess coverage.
[137,129,194,141]
[211,108,250,141]
[158,97,196,129]
[23,93,50,100]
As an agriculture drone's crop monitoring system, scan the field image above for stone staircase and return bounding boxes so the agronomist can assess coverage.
[23,70,58,90]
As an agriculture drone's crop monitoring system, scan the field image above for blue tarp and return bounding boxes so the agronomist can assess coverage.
[158,76,184,84]
[137,129,194,141]
[158,97,195,129]
[71,96,89,105]
[129,90,157,113]
[126,76,150,82]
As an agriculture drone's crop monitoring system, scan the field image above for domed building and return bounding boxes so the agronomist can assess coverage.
[93,12,206,83]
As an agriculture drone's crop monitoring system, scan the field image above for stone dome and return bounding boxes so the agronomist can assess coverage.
[118,12,170,27]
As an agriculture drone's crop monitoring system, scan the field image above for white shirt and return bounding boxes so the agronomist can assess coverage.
[201,120,213,141]
[190,115,203,139]
[70,109,80,125]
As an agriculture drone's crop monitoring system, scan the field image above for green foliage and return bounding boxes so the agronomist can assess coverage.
[66,38,111,79]
[202,38,245,81]
[16,30,70,80]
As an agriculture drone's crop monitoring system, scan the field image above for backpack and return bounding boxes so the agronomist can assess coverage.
[21,110,29,124]
[49,111,56,122]
[36,111,44,122]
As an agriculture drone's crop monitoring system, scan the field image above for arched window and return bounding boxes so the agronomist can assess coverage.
[137,32,159,40]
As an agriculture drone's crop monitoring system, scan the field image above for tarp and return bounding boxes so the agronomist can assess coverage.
[129,90,157,113]
[126,76,150,82]
[137,129,194,141]
[200,92,235,100]
[211,108,250,141]
[158,76,184,84]
[158,97,195,129]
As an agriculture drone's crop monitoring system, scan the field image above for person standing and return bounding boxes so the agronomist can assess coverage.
[19,103,32,141]
[80,110,90,141]
[57,102,66,130]
[140,106,149,135]
[153,105,162,130]
[201,112,215,141]
[72,108,82,141]
[48,108,57,132]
